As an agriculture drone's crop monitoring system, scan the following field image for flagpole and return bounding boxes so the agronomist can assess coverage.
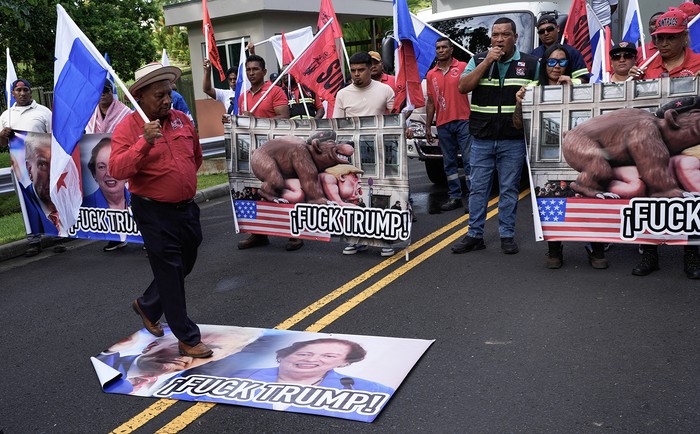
[6,48,11,128]
[250,19,334,114]
[626,50,659,80]
[410,13,474,56]
[242,38,248,112]
[297,83,312,118]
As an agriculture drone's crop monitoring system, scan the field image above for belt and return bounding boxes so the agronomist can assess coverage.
[135,195,194,210]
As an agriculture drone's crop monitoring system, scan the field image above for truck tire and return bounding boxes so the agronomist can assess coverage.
[425,160,447,185]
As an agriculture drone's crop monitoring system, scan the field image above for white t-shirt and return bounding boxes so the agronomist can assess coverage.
[0,100,52,133]
[333,80,395,118]
[214,88,236,112]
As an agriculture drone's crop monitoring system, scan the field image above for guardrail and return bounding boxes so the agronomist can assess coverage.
[0,138,225,196]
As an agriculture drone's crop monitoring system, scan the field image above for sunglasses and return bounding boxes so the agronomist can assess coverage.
[538,26,556,35]
[611,52,635,60]
[546,58,568,67]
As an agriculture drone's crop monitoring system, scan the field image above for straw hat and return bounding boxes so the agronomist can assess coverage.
[128,62,181,94]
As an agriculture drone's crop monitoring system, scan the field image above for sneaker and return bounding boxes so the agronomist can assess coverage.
[380,247,396,257]
[683,249,700,279]
[440,198,462,212]
[500,237,519,254]
[451,236,485,254]
[343,244,368,255]
[103,241,127,252]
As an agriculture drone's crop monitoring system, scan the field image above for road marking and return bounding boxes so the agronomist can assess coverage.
[274,195,499,331]
[110,399,177,434]
[112,191,527,432]
[154,402,216,434]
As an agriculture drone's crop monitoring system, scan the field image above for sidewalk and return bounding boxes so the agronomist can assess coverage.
[0,184,230,262]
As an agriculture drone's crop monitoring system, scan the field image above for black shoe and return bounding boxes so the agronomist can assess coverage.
[25,244,41,257]
[632,250,659,276]
[451,236,485,254]
[500,237,519,254]
[683,249,700,279]
[546,243,563,269]
[238,233,270,250]
[285,238,304,251]
[103,241,127,252]
[440,198,462,211]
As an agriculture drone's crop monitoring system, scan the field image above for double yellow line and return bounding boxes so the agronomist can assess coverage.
[111,191,527,433]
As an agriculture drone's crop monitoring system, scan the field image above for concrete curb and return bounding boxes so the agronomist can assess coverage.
[0,183,230,263]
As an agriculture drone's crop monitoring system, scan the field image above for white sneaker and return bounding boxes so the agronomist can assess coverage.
[380,247,396,257]
[343,244,368,255]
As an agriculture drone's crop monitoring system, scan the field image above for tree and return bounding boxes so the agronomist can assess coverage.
[0,0,159,89]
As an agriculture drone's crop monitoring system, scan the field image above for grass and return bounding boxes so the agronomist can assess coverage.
[0,151,9,168]
[0,171,229,246]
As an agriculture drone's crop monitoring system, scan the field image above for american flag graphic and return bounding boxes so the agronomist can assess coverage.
[537,198,689,244]
[233,200,331,241]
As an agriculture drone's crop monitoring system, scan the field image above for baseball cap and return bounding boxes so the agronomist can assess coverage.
[368,51,382,62]
[11,79,31,90]
[537,14,558,27]
[678,2,700,18]
[610,41,638,56]
[652,9,689,35]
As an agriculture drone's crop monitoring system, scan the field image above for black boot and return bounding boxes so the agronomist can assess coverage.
[683,247,700,279]
[632,246,659,276]
[546,241,563,269]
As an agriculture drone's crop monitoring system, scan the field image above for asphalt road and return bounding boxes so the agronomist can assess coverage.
[1,160,699,433]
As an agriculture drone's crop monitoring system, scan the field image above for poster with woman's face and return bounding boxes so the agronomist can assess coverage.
[8,131,142,242]
[70,133,142,243]
[92,325,433,423]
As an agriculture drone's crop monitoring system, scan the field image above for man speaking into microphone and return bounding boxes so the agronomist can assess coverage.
[454,17,539,256]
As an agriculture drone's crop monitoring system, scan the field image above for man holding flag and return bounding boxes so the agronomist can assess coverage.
[203,60,238,113]
[0,78,59,257]
[110,62,213,359]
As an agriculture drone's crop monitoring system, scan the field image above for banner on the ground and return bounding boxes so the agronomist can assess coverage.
[92,325,433,422]
[8,131,142,243]
[524,78,700,245]
[226,115,412,249]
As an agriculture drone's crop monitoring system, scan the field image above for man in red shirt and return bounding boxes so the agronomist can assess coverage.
[236,55,302,251]
[425,37,472,212]
[110,62,213,359]
[238,55,289,118]
[369,51,398,94]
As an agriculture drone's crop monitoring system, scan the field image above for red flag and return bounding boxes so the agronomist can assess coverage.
[203,0,225,81]
[394,41,425,111]
[281,33,295,65]
[562,0,592,69]
[288,24,343,113]
[318,0,343,39]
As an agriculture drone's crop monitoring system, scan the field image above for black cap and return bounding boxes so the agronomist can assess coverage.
[655,96,700,118]
[609,41,638,56]
[537,14,558,27]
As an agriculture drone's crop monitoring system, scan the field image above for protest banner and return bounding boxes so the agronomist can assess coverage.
[92,325,433,422]
[9,131,142,243]
[226,115,412,251]
[523,77,700,245]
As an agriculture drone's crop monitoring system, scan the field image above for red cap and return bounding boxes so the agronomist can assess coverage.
[678,2,700,19]
[653,8,689,35]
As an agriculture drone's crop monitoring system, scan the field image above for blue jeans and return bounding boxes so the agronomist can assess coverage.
[467,138,525,239]
[437,120,471,199]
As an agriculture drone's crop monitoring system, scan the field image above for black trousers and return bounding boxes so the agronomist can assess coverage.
[130,195,203,346]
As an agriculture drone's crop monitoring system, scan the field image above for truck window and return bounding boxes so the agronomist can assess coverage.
[431,12,535,63]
